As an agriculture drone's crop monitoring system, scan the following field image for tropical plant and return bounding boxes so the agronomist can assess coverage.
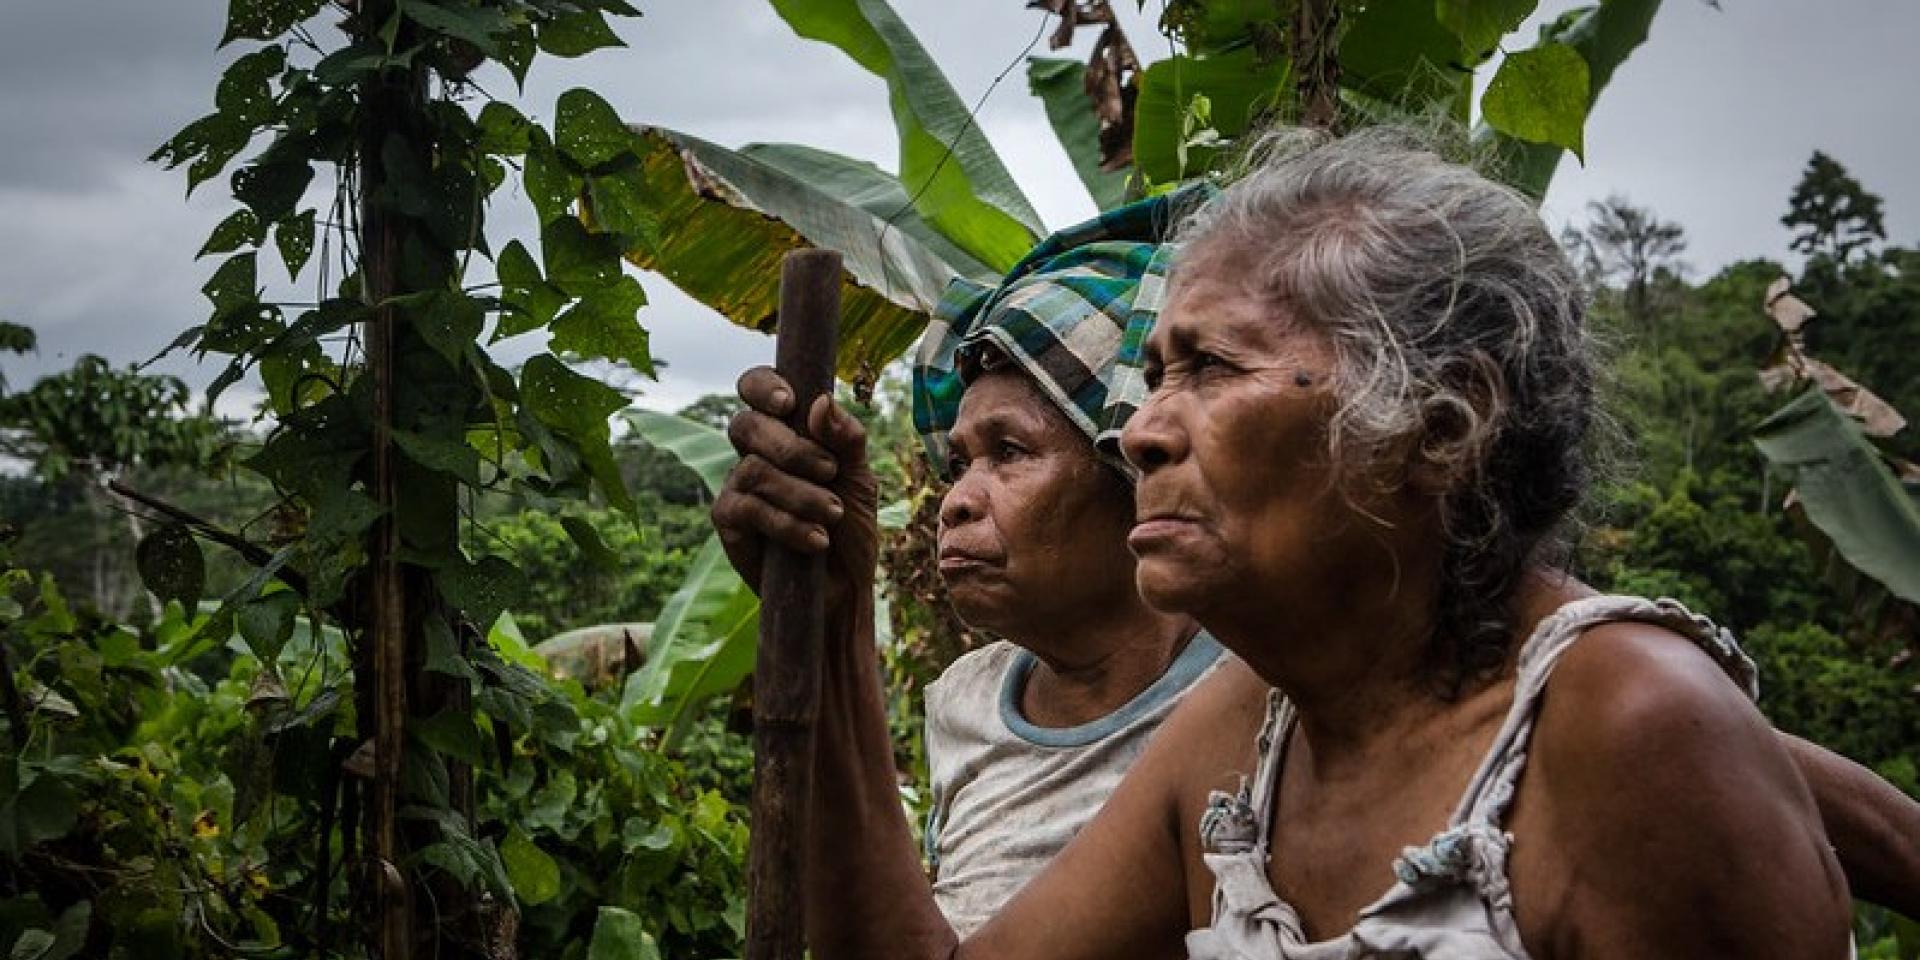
[0,356,228,618]
[0,527,748,960]
[132,0,712,952]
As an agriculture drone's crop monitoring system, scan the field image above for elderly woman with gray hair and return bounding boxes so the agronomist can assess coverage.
[719,129,1864,958]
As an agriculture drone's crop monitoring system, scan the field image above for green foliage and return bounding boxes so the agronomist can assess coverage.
[615,411,758,747]
[0,357,223,485]
[1754,390,1920,605]
[0,536,748,959]
[1745,622,1920,795]
[1474,0,1665,197]
[602,128,968,385]
[1131,47,1290,186]
[1026,58,1130,212]
[767,0,1045,270]
[1784,150,1888,263]
[1479,42,1588,160]
[476,499,706,639]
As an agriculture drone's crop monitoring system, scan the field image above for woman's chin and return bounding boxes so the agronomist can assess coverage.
[1134,561,1214,616]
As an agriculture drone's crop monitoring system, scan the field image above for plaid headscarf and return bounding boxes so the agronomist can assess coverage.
[911,182,1215,480]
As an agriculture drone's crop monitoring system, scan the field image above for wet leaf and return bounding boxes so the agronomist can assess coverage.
[199,209,265,258]
[222,0,323,45]
[416,290,486,367]
[136,524,205,610]
[476,102,533,157]
[1437,0,1538,61]
[202,252,260,315]
[554,88,634,169]
[541,217,621,295]
[538,7,624,57]
[550,275,651,373]
[216,46,287,126]
[232,161,315,222]
[237,590,300,665]
[438,554,530,635]
[274,209,316,281]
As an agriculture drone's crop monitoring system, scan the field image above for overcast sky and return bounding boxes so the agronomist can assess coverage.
[1,0,1915,414]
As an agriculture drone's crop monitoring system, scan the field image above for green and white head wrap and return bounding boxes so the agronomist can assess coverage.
[911,182,1215,481]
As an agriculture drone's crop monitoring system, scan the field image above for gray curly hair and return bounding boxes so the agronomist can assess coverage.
[1172,126,1596,693]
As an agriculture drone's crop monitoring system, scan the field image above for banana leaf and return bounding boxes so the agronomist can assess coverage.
[1753,388,1920,605]
[767,0,1045,271]
[620,535,759,748]
[738,142,996,281]
[625,408,737,494]
[602,127,955,383]
[618,409,759,747]
[1027,57,1132,212]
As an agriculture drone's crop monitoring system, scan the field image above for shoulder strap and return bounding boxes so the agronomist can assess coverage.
[1451,595,1758,828]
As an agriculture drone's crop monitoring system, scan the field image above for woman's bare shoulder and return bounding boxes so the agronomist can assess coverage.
[1511,618,1852,958]
[1148,655,1269,802]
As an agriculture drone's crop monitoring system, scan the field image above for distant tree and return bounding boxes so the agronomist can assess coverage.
[0,355,226,616]
[1782,151,1887,264]
[0,320,32,393]
[675,394,743,431]
[1566,195,1688,341]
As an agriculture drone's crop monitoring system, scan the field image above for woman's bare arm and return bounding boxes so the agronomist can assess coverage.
[1512,623,1854,959]
[1783,731,1920,919]
[718,369,1198,960]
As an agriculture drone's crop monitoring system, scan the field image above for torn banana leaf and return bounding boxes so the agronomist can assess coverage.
[1753,388,1920,605]
[593,126,966,384]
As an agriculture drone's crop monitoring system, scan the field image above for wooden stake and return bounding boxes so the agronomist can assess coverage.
[746,250,841,960]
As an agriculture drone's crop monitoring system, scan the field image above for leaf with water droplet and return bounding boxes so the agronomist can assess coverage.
[136,524,204,610]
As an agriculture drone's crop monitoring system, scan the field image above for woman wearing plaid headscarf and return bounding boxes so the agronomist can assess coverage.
[713,138,1920,958]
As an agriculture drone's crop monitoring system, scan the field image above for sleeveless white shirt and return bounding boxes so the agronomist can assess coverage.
[923,632,1224,936]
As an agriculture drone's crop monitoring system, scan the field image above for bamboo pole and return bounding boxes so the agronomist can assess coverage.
[745,250,841,960]
[356,3,419,950]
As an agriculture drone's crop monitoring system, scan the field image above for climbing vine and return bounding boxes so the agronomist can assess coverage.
[135,0,708,955]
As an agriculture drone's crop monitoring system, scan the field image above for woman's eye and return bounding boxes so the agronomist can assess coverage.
[1143,364,1164,391]
[946,454,969,477]
[1192,352,1225,376]
[994,441,1026,462]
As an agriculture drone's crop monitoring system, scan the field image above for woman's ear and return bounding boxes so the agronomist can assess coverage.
[1407,355,1504,497]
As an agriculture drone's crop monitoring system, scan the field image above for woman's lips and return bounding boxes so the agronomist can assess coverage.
[1128,515,1202,552]
[937,549,999,575]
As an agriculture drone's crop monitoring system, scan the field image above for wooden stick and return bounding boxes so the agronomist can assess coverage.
[746,250,841,960]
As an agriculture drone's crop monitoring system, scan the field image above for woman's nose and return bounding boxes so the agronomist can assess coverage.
[1120,395,1186,475]
[938,466,984,529]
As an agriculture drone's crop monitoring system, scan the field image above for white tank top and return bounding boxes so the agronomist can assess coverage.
[1183,596,1844,960]
[923,632,1223,936]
